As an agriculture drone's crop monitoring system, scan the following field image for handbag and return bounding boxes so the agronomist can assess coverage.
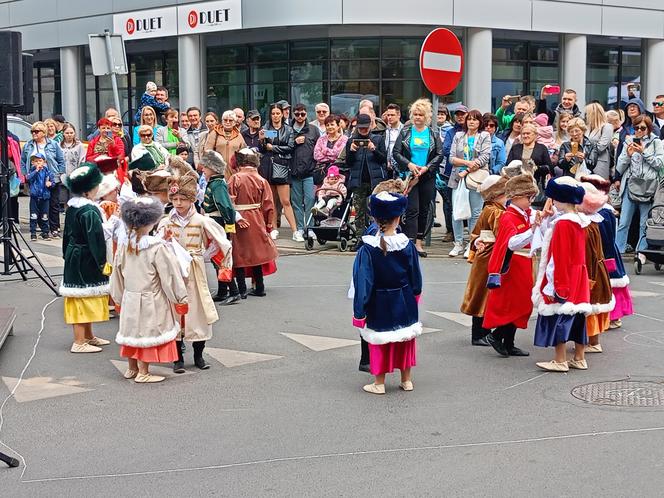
[270,158,290,182]
[465,169,489,191]
[609,184,622,210]
[627,175,658,203]
[452,178,471,221]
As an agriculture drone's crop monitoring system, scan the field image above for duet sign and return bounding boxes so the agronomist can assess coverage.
[178,0,242,35]
[113,7,178,40]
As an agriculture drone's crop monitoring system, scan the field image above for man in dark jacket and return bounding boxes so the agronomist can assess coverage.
[241,109,264,150]
[290,104,321,240]
[536,86,582,126]
[345,113,387,236]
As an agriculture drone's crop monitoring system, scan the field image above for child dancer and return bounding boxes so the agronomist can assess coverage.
[581,175,634,329]
[460,175,508,346]
[111,197,188,383]
[353,191,422,395]
[483,174,540,357]
[578,182,615,353]
[227,148,279,297]
[311,166,347,215]
[61,164,111,353]
[158,171,232,372]
[533,177,591,372]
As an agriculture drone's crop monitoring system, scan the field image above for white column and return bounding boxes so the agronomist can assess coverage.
[562,34,587,108]
[178,34,204,112]
[464,28,492,111]
[60,46,84,137]
[644,39,664,107]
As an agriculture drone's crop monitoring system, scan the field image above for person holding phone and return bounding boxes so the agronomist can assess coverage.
[557,118,597,177]
[537,86,582,126]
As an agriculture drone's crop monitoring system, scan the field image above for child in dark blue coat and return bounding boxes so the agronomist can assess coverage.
[26,152,55,241]
[353,191,422,395]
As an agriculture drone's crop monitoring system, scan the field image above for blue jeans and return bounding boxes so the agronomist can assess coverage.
[291,176,315,232]
[451,187,483,244]
[30,197,50,236]
[616,191,651,253]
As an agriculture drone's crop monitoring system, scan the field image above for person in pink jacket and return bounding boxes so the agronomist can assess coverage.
[311,165,347,215]
[313,115,348,183]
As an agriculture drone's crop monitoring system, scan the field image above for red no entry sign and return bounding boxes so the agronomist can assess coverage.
[419,28,464,96]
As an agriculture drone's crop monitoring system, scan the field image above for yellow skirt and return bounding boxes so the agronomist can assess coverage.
[64,296,110,324]
[586,312,610,337]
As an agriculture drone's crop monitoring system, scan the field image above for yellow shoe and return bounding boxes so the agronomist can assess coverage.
[399,381,414,391]
[568,358,588,370]
[362,383,385,395]
[87,336,111,346]
[536,360,569,372]
[134,373,165,383]
[70,342,102,353]
[585,344,603,353]
[123,369,138,379]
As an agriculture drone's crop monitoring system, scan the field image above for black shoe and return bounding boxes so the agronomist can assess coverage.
[220,294,241,305]
[30,234,37,241]
[51,231,61,239]
[173,361,186,373]
[194,356,210,370]
[486,333,509,357]
[507,346,530,357]
[240,290,248,300]
[359,363,371,373]
[417,250,428,258]
[248,288,266,297]
[472,336,490,346]
[41,234,51,241]
[433,222,442,228]
[212,292,229,303]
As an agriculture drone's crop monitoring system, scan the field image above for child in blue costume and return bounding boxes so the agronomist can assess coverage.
[353,191,423,395]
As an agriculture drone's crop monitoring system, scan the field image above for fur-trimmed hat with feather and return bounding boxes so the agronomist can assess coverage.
[199,150,226,176]
[505,173,539,199]
[477,175,508,201]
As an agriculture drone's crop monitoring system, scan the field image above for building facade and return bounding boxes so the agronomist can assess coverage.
[2,0,664,136]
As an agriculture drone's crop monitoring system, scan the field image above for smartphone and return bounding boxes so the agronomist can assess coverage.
[633,137,641,145]
[104,130,113,138]
[571,142,579,155]
[507,95,520,103]
[547,85,561,95]
[263,129,278,140]
[353,138,370,147]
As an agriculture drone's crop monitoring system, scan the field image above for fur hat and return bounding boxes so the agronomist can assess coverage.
[95,174,120,200]
[578,182,609,214]
[121,196,164,229]
[369,191,408,220]
[545,176,585,205]
[128,153,156,171]
[144,169,172,195]
[235,147,260,168]
[64,163,104,195]
[94,154,118,174]
[168,175,198,202]
[200,150,226,175]
[477,175,508,201]
[505,173,539,199]
[579,174,611,194]
[168,155,199,180]
[501,160,525,179]
[372,178,406,195]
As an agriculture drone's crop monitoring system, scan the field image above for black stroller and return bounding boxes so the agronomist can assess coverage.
[304,189,357,252]
[634,179,664,275]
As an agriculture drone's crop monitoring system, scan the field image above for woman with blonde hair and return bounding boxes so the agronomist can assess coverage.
[392,98,443,257]
[44,118,59,142]
[132,106,160,145]
[558,117,597,177]
[585,103,614,180]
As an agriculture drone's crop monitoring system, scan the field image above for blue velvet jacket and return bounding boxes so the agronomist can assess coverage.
[597,206,628,285]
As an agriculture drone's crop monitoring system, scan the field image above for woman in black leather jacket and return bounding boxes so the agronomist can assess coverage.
[261,103,297,239]
[393,98,443,256]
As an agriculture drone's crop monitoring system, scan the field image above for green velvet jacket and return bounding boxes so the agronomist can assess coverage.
[202,175,236,233]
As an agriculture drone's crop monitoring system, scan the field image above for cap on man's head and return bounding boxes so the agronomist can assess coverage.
[52,114,66,124]
[246,109,260,119]
[276,100,290,109]
[30,152,46,161]
[356,113,372,128]
[453,104,469,114]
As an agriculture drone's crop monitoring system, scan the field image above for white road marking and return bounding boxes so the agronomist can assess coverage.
[205,348,282,368]
[426,311,472,327]
[504,373,549,391]
[281,333,359,351]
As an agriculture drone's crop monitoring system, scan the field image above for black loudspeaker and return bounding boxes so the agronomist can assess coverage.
[8,54,34,115]
[0,31,23,106]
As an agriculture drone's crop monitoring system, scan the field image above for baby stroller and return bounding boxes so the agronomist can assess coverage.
[304,189,357,252]
[634,179,664,275]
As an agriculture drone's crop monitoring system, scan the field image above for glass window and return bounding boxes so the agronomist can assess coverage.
[331,81,379,116]
[251,43,288,63]
[208,46,248,66]
[588,46,619,65]
[331,39,379,59]
[207,84,248,116]
[492,81,525,110]
[331,60,379,80]
[382,60,420,79]
[529,64,558,83]
[252,82,289,117]
[492,42,527,61]
[291,82,328,115]
[493,62,524,80]
[290,62,327,82]
[382,38,421,59]
[381,81,427,113]
[587,66,619,82]
[622,50,641,66]
[252,64,289,83]
[208,67,247,85]
[290,40,328,61]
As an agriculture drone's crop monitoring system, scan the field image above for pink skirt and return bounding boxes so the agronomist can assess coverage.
[120,340,178,363]
[610,287,633,321]
[368,339,417,375]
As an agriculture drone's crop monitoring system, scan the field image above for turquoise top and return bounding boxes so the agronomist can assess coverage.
[409,127,430,166]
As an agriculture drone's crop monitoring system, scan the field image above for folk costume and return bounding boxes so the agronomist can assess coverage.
[228,149,279,297]
[483,174,539,357]
[61,164,110,329]
[460,175,508,345]
[532,178,591,371]
[157,172,232,371]
[111,197,188,382]
[353,192,423,384]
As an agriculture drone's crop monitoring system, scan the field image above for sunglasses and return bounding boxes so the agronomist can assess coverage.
[249,116,260,120]
[316,110,327,114]
[634,125,648,131]
[31,130,43,134]
[139,133,153,137]
[111,122,122,127]
[653,102,664,107]
[293,112,306,117]
[484,123,496,128]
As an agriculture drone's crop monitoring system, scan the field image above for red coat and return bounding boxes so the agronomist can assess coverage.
[483,205,534,329]
[85,135,124,162]
[532,214,591,316]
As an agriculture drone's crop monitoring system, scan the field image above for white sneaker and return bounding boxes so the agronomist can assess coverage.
[463,244,470,259]
[292,231,304,242]
[270,229,279,240]
[449,242,464,257]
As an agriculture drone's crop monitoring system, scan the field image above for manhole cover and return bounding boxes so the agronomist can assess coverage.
[572,380,664,407]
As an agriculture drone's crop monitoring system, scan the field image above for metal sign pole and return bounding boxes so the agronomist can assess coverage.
[431,93,439,135]
[103,30,122,116]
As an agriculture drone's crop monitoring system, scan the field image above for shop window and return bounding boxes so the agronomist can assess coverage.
[251,64,289,83]
[207,84,247,116]
[208,46,248,66]
[290,40,328,61]
[586,43,641,110]
[331,60,379,80]
[331,39,379,59]
[382,38,421,59]
[382,60,420,80]
[290,62,327,82]
[251,43,288,63]
[251,82,289,118]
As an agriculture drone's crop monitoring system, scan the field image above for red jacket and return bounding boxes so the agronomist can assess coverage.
[483,205,534,329]
[85,135,123,162]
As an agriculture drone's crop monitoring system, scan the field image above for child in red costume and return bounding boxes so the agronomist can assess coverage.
[532,177,591,372]
[483,173,540,357]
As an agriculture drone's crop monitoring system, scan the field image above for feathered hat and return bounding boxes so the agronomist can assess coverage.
[235,147,260,168]
[477,175,508,201]
[505,173,539,199]
[369,191,408,220]
[501,160,524,179]
[64,163,104,195]
[544,176,585,205]
[120,196,164,229]
[167,155,199,180]
[578,182,609,215]
[579,174,611,194]
[168,175,198,202]
[372,178,406,195]
[200,150,226,175]
[95,174,120,200]
[144,168,172,195]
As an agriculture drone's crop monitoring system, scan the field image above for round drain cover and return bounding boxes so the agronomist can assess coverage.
[572,380,664,407]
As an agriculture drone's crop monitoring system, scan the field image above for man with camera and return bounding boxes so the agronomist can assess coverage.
[345,114,387,238]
